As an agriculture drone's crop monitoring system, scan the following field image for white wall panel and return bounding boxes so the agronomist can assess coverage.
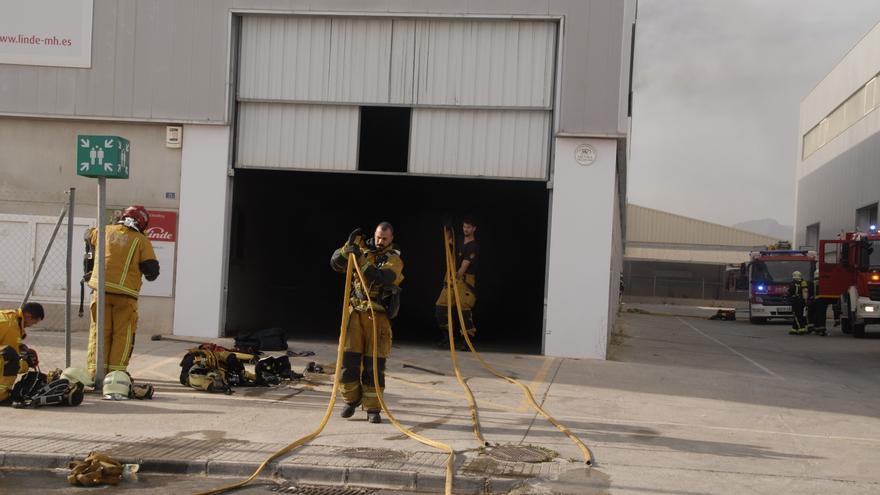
[410,19,555,108]
[409,108,549,179]
[239,16,392,104]
[236,102,358,171]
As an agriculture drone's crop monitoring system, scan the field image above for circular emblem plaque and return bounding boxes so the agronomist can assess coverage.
[575,144,596,166]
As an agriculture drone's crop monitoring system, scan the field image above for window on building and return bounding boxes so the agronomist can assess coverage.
[357,106,411,173]
[805,222,820,250]
[855,203,878,232]
[802,72,880,160]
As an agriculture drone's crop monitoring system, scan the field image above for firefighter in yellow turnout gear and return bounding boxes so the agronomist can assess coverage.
[86,206,159,377]
[330,222,403,424]
[788,270,810,335]
[0,302,44,405]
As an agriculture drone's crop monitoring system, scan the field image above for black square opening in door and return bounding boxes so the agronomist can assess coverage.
[358,106,411,173]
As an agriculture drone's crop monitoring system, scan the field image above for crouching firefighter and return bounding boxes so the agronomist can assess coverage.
[330,223,403,424]
[84,205,159,379]
[0,302,44,406]
[788,271,810,335]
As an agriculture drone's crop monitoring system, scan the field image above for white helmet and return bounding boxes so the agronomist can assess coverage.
[102,370,132,400]
[61,367,94,387]
[792,271,803,280]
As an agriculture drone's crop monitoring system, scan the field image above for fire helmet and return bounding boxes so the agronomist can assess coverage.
[102,370,132,400]
[121,205,149,232]
[792,271,803,280]
[61,367,94,387]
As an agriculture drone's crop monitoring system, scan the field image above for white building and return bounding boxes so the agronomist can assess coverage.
[0,0,636,359]
[796,20,880,248]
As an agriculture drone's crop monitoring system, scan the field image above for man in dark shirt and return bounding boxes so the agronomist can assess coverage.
[435,216,479,351]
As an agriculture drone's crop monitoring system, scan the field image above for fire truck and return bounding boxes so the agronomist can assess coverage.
[742,244,817,324]
[818,231,880,338]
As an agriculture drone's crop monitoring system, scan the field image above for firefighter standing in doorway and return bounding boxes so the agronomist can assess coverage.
[435,216,479,350]
[788,270,809,335]
[0,302,44,405]
[330,222,403,424]
[85,205,159,378]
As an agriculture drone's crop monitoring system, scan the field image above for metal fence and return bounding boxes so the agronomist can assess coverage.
[624,275,744,301]
[0,188,84,366]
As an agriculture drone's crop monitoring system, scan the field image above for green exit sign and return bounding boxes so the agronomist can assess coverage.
[77,135,130,179]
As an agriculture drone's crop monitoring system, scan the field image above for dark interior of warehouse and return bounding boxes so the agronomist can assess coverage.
[225,169,549,353]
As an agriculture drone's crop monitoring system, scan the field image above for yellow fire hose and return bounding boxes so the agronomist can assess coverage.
[443,231,489,447]
[441,226,594,466]
[196,252,455,495]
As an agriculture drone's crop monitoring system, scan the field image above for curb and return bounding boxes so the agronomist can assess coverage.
[2,451,525,494]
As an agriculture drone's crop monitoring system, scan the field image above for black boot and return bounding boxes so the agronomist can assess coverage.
[341,398,361,418]
[367,410,382,424]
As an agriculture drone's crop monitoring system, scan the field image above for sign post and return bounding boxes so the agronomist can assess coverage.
[77,135,130,388]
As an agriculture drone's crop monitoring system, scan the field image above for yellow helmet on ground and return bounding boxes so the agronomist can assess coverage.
[792,271,803,280]
[61,367,94,387]
[102,371,132,400]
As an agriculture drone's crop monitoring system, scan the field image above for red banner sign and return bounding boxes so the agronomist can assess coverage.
[145,210,177,243]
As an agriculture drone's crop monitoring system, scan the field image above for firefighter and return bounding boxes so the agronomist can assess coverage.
[435,216,480,351]
[330,222,403,424]
[0,302,44,405]
[788,271,809,335]
[86,205,159,378]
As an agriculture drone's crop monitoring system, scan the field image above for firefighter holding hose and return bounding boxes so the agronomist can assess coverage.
[330,222,403,424]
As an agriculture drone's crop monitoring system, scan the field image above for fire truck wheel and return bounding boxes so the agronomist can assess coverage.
[852,322,866,338]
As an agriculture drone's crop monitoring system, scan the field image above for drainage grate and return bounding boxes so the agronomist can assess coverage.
[272,484,378,495]
[336,447,406,462]
[485,445,558,463]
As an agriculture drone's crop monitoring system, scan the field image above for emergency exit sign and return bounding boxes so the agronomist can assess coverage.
[76,135,130,179]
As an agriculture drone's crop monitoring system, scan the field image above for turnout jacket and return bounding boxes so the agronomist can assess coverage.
[331,241,404,314]
[87,224,159,298]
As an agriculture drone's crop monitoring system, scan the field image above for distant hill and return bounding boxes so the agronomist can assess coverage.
[732,219,792,242]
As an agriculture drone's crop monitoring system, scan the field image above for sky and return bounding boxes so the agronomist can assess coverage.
[628,0,880,227]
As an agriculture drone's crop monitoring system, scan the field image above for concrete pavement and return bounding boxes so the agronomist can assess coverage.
[2,311,880,494]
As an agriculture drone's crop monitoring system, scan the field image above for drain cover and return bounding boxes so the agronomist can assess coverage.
[273,484,377,495]
[337,447,406,462]
[485,445,557,463]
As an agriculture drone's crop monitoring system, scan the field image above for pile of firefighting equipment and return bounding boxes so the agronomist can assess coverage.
[179,343,299,394]
[709,309,737,321]
[67,452,126,487]
[11,366,87,408]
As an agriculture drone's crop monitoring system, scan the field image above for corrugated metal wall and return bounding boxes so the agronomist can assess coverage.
[236,102,358,170]
[626,204,779,247]
[236,15,555,178]
[409,108,549,178]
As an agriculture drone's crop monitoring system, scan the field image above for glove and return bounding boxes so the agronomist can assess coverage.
[344,243,362,260]
[19,345,38,368]
[347,228,363,245]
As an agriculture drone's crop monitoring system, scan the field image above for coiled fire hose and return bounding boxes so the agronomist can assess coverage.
[441,226,594,466]
[196,252,455,495]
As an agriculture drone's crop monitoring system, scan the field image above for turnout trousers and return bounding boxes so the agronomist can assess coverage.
[88,292,138,376]
[340,309,392,411]
[435,274,477,337]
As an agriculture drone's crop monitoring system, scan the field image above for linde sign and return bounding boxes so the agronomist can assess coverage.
[76,135,130,179]
[0,0,94,68]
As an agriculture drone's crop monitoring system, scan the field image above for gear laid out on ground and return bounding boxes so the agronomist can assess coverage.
[179,343,304,394]
[67,452,124,487]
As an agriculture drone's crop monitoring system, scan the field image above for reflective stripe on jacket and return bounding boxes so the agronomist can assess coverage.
[87,224,157,298]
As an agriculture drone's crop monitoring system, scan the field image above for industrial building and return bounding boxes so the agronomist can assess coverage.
[796,20,880,248]
[0,0,636,359]
[623,204,777,303]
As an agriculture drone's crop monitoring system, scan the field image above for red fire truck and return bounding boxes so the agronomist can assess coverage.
[744,246,817,324]
[818,231,880,338]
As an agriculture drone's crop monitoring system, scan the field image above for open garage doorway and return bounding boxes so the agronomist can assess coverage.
[225,169,549,353]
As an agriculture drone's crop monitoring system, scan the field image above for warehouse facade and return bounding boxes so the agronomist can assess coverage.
[796,20,880,248]
[0,0,636,359]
